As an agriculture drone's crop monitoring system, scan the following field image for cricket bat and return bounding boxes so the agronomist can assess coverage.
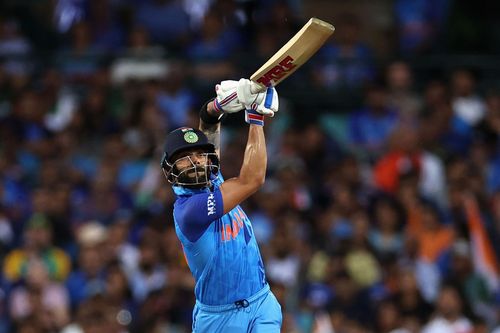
[250,17,335,93]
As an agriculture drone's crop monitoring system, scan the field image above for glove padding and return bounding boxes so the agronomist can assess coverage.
[214,80,243,114]
[236,79,279,117]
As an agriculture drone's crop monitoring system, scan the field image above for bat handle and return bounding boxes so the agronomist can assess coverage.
[250,81,266,94]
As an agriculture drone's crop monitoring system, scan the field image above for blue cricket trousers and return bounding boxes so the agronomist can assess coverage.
[192,284,282,333]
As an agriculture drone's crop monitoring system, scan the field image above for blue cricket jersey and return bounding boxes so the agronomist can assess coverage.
[172,174,267,306]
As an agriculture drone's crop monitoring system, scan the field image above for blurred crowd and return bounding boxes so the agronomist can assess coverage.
[0,0,499,332]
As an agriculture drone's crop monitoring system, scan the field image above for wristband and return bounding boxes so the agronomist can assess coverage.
[245,109,264,126]
[199,99,225,124]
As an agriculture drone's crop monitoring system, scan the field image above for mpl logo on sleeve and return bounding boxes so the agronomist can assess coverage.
[255,55,297,87]
[207,193,216,216]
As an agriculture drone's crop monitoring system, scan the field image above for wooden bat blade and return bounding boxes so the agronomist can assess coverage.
[250,17,335,92]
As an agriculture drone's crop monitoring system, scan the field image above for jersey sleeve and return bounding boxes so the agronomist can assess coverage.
[174,188,224,242]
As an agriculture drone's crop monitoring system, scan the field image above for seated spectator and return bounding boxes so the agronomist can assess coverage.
[3,214,70,283]
[73,158,133,226]
[409,200,455,264]
[374,299,405,333]
[265,214,302,288]
[422,285,473,333]
[450,69,486,127]
[103,262,136,326]
[348,82,399,159]
[9,257,69,331]
[391,267,433,325]
[327,270,374,328]
[444,240,496,325]
[66,222,108,309]
[374,125,447,207]
[126,228,166,302]
[104,217,139,275]
[419,80,473,156]
[368,195,405,258]
[385,60,423,121]
[345,212,382,288]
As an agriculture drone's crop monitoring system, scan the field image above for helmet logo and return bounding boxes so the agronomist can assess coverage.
[184,131,199,143]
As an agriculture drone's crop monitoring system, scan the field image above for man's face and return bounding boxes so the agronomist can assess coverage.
[173,149,211,183]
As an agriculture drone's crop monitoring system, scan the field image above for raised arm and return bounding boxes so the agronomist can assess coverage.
[219,125,266,213]
[199,100,222,157]
[218,81,278,214]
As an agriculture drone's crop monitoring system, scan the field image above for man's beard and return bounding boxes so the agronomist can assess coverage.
[178,165,210,187]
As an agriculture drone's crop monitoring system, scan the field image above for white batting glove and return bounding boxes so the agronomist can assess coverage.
[236,79,279,117]
[213,80,244,114]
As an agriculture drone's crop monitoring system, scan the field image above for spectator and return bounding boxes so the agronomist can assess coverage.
[385,60,423,121]
[450,69,486,127]
[391,267,433,325]
[348,82,399,158]
[419,80,473,156]
[103,263,136,327]
[374,299,404,333]
[444,239,496,325]
[65,222,108,309]
[3,213,71,283]
[374,125,447,207]
[368,195,405,258]
[9,257,69,331]
[410,200,455,264]
[422,285,473,333]
[264,214,302,288]
[126,228,166,302]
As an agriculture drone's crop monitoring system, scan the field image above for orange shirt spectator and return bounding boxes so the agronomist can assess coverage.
[409,201,455,262]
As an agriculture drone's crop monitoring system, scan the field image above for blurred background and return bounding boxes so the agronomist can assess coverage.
[0,0,499,332]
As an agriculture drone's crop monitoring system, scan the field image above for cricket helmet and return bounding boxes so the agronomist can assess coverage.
[160,127,219,187]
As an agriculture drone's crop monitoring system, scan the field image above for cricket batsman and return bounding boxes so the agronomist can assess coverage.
[160,79,282,332]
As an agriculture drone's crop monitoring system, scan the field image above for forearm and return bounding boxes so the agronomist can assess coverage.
[199,100,222,155]
[239,125,266,186]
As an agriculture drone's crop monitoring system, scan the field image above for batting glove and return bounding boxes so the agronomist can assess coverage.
[237,79,279,118]
[244,86,279,126]
[213,80,244,114]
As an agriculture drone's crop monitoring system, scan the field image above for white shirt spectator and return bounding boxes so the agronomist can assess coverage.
[422,316,473,333]
[453,96,486,126]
